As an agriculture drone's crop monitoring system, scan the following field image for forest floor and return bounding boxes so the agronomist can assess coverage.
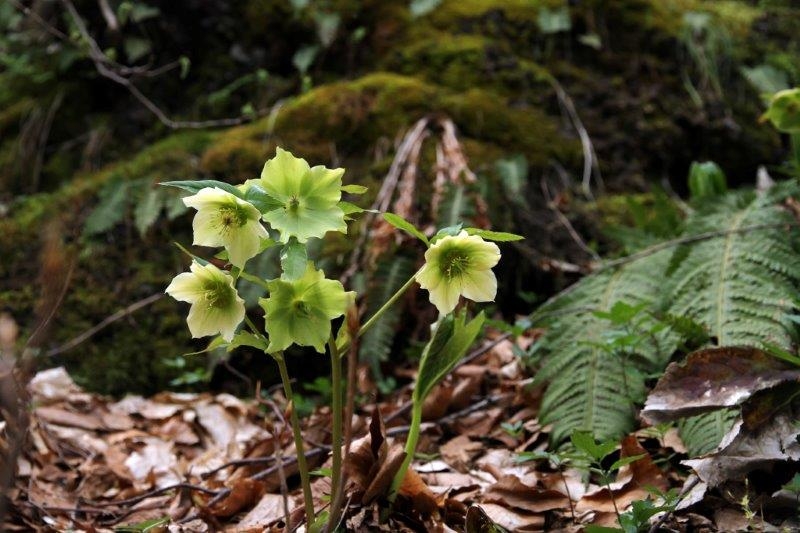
[6,330,796,532]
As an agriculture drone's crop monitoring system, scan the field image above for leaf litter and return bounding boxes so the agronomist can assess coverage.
[5,342,800,531]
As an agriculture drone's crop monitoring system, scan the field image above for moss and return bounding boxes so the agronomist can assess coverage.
[200,136,273,181]
[644,0,761,39]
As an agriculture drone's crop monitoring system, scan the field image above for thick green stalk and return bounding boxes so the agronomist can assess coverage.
[387,398,423,504]
[275,353,316,525]
[326,334,343,533]
[792,133,800,176]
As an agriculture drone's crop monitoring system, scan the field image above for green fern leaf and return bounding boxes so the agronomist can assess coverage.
[360,256,416,379]
[534,251,673,444]
[666,185,800,348]
[678,409,739,456]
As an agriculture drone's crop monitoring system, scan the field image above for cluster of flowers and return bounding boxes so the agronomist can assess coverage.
[166,148,501,351]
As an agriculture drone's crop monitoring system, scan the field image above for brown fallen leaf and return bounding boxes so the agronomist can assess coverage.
[484,474,569,513]
[642,346,800,424]
[233,493,286,531]
[441,435,483,472]
[209,477,265,518]
[477,503,545,532]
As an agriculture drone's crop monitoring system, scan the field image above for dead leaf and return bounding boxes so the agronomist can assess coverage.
[209,477,264,518]
[441,435,483,472]
[683,412,800,487]
[234,493,286,530]
[642,346,800,424]
[484,474,569,513]
[476,503,545,532]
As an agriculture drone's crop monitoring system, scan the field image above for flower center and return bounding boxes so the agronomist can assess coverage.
[217,206,248,233]
[292,299,311,317]
[288,196,301,212]
[203,279,233,309]
[440,250,470,279]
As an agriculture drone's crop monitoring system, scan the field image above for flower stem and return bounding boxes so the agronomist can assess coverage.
[388,399,422,505]
[274,352,316,526]
[326,334,344,532]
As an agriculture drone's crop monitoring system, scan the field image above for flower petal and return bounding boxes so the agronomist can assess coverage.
[260,147,312,201]
[165,272,204,302]
[192,209,225,247]
[224,221,264,268]
[460,269,497,303]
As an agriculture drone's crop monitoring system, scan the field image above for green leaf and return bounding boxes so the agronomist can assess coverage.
[123,36,151,63]
[413,312,485,404]
[129,3,160,23]
[228,331,268,352]
[181,335,226,356]
[688,161,727,200]
[570,430,617,462]
[83,178,131,237]
[134,186,164,236]
[465,228,524,242]
[160,179,243,198]
[537,5,571,34]
[608,454,645,472]
[339,201,364,216]
[341,184,368,194]
[280,240,307,281]
[244,182,284,214]
[383,213,429,245]
[174,242,209,266]
[495,154,528,202]
[293,45,318,75]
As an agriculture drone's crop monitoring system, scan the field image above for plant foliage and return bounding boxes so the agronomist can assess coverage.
[533,181,800,447]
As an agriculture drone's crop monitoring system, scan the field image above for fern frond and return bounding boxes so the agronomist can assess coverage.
[666,184,800,348]
[678,409,739,456]
[360,256,416,379]
[437,183,475,228]
[534,251,673,444]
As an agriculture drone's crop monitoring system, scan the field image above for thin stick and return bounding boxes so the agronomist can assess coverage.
[46,293,163,356]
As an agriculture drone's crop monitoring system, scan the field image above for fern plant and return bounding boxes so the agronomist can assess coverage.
[532,180,800,447]
[359,255,416,381]
[533,251,675,444]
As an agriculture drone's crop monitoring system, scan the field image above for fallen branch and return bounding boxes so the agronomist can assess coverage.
[46,293,163,357]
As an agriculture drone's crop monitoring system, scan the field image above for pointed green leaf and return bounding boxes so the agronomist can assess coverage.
[134,187,165,236]
[609,454,645,472]
[160,179,244,199]
[244,182,284,213]
[414,311,485,403]
[174,242,209,266]
[280,240,308,281]
[228,331,268,352]
[465,228,524,242]
[570,430,617,462]
[383,213,429,245]
[341,184,368,194]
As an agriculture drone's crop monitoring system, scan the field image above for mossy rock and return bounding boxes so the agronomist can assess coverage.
[212,72,579,173]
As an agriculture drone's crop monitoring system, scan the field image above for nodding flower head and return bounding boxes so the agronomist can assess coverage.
[183,187,267,269]
[165,261,245,342]
[259,263,354,353]
[416,231,501,315]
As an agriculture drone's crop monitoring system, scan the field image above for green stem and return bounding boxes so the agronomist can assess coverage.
[327,334,343,532]
[337,270,420,352]
[275,353,316,525]
[387,398,423,505]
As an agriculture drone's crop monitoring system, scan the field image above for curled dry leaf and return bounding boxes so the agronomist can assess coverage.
[345,409,407,504]
[641,346,800,424]
[683,411,800,487]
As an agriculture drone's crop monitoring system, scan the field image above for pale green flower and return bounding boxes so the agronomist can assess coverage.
[416,231,501,315]
[183,187,268,269]
[260,263,354,353]
[258,148,346,243]
[166,262,245,341]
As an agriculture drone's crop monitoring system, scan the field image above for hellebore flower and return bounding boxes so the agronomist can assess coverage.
[416,231,501,315]
[258,148,346,243]
[166,262,245,341]
[260,263,354,353]
[183,187,268,269]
